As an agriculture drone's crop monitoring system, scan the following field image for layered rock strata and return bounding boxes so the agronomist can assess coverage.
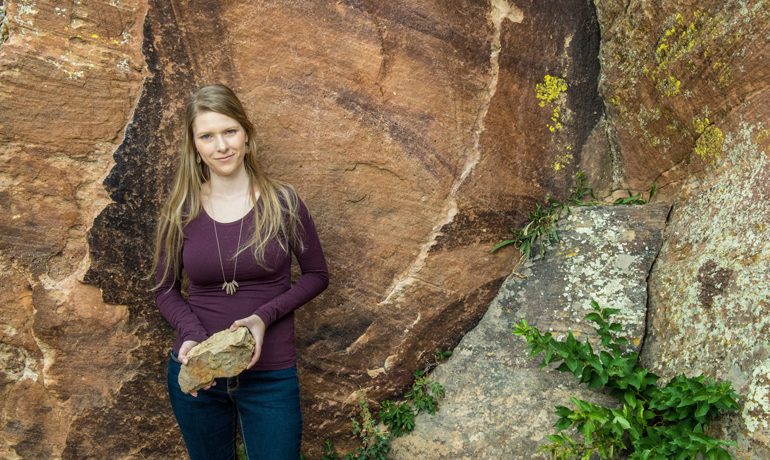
[1,0,603,457]
[0,1,149,458]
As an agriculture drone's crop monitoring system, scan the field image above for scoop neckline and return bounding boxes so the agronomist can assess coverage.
[202,206,255,225]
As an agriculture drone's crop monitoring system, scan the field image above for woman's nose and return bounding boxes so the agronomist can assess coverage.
[215,135,227,151]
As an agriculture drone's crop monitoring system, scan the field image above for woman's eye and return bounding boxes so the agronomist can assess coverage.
[199,134,211,140]
[226,129,238,135]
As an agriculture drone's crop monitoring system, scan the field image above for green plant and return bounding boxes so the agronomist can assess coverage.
[613,183,657,205]
[322,370,446,459]
[434,348,453,363]
[322,398,391,460]
[405,373,446,416]
[320,440,339,460]
[513,301,739,460]
[494,174,660,260]
[348,398,391,460]
[491,172,595,258]
[378,400,415,437]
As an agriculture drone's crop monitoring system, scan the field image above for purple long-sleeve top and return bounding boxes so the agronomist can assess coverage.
[155,197,329,371]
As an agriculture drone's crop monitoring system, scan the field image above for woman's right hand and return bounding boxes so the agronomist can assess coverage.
[178,340,199,365]
[177,340,215,396]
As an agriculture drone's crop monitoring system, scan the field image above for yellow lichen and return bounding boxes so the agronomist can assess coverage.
[692,117,724,162]
[711,61,732,87]
[535,75,567,133]
[657,75,681,96]
[650,10,706,97]
[756,129,770,153]
[0,3,8,45]
[536,75,568,107]
[552,153,574,171]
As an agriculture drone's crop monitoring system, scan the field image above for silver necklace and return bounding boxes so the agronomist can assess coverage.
[211,201,246,296]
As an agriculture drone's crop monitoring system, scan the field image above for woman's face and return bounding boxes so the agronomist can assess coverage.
[192,111,248,179]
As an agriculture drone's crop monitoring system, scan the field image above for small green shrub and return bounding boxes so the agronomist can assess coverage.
[613,183,657,205]
[378,400,415,437]
[321,397,390,460]
[405,373,446,416]
[493,173,658,259]
[491,172,594,258]
[322,360,447,459]
[513,301,739,460]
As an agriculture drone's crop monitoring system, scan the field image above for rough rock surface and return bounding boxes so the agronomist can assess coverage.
[178,327,255,394]
[4,0,767,457]
[1,0,603,457]
[588,0,770,193]
[642,125,770,459]
[589,2,770,456]
[390,204,669,459]
[0,1,150,458]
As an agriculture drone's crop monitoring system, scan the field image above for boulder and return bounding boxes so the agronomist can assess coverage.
[178,327,256,394]
[391,204,669,459]
[590,2,770,456]
[642,125,770,459]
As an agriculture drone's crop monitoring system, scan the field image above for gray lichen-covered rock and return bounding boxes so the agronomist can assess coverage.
[178,327,256,394]
[642,124,770,459]
[390,204,668,459]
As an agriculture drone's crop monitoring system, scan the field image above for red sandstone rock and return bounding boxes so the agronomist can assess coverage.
[3,0,766,458]
[0,0,148,458]
[0,0,626,456]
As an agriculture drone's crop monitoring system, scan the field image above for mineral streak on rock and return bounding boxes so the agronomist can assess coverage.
[178,327,256,394]
[391,204,669,459]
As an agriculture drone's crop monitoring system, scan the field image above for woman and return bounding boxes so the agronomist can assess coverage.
[152,84,329,459]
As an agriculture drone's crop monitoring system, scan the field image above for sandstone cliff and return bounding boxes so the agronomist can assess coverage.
[0,0,767,458]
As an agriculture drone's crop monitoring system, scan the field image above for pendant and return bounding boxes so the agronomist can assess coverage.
[222,280,239,295]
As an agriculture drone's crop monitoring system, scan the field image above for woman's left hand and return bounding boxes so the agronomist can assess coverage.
[230,314,266,369]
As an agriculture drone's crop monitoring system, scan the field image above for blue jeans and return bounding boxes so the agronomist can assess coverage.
[167,353,302,460]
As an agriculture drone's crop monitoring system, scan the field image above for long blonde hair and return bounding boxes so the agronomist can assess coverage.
[152,84,304,288]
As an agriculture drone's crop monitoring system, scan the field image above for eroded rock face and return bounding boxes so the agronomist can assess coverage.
[642,125,770,459]
[1,0,603,457]
[178,328,255,394]
[0,1,148,458]
[390,204,669,458]
[590,1,770,456]
[590,0,770,192]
